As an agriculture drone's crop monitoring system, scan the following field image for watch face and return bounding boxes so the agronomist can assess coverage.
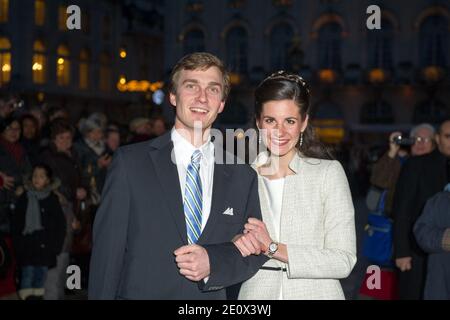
[269,243,278,252]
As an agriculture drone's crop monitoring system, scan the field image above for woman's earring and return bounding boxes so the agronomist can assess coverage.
[299,132,304,148]
[258,134,262,145]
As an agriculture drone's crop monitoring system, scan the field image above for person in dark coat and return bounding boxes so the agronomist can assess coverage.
[414,184,450,300]
[11,164,66,300]
[392,119,450,299]
[39,120,87,299]
[19,114,41,166]
[0,117,32,234]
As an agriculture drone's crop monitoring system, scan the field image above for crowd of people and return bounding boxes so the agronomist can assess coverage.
[0,97,166,300]
[0,52,449,300]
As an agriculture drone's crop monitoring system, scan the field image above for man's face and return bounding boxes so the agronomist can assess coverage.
[411,127,435,156]
[436,121,450,157]
[169,67,225,133]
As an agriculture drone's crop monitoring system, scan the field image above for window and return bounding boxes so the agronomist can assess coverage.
[79,49,90,89]
[226,26,248,74]
[360,100,394,124]
[58,5,68,31]
[99,53,111,92]
[0,0,8,23]
[56,45,70,86]
[420,15,448,67]
[183,29,205,55]
[0,37,11,85]
[32,40,46,84]
[35,0,45,26]
[270,23,294,70]
[318,22,342,70]
[368,19,393,69]
[413,99,448,124]
[83,11,90,34]
[102,16,111,41]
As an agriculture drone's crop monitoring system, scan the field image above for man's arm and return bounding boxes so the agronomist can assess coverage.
[88,149,130,299]
[199,173,268,292]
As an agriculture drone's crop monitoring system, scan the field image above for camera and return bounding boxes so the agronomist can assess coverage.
[393,135,415,146]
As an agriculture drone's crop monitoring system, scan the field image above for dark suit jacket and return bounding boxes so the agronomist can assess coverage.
[88,132,268,299]
[393,149,448,258]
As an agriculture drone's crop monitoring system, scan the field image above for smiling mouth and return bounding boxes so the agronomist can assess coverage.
[271,138,290,147]
[190,107,209,114]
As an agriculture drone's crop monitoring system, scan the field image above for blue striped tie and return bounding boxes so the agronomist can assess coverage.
[184,150,203,244]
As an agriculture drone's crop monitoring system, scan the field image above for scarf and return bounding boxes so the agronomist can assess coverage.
[22,180,58,235]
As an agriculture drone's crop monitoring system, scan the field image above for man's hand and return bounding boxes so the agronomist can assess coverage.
[396,257,412,272]
[97,154,112,169]
[388,131,401,158]
[174,244,210,282]
[232,232,263,257]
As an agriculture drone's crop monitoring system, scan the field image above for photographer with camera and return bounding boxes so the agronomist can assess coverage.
[392,120,450,300]
[361,124,435,299]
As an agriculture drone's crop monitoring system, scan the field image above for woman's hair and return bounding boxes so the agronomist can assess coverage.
[50,119,74,140]
[33,163,53,181]
[255,71,333,160]
[19,114,40,138]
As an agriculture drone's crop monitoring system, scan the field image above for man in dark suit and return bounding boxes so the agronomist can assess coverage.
[88,52,267,299]
[393,119,450,299]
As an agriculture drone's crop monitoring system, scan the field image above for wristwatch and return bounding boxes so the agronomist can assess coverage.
[266,242,279,258]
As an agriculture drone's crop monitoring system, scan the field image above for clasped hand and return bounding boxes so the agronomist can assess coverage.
[233,218,272,257]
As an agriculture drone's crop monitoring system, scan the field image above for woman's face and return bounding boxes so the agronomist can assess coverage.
[257,99,308,157]
[2,120,21,143]
[54,131,73,153]
[22,118,37,140]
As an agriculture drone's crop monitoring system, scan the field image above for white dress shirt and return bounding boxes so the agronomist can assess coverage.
[171,128,215,232]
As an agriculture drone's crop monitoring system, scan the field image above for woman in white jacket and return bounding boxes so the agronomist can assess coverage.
[233,71,357,300]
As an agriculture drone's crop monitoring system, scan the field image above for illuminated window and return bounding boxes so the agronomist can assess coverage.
[32,40,46,84]
[0,0,9,23]
[58,5,68,31]
[56,44,70,86]
[0,37,11,85]
[99,53,111,92]
[34,0,45,26]
[79,49,90,89]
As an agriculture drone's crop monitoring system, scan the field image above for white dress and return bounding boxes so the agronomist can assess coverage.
[261,176,285,300]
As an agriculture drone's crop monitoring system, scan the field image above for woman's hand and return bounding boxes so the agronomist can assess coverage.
[232,232,263,257]
[0,172,15,190]
[244,218,273,253]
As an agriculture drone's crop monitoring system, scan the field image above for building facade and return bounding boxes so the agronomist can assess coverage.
[0,0,164,123]
[164,0,449,145]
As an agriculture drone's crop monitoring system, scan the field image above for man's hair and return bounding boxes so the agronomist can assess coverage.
[410,123,436,138]
[168,52,230,101]
[438,119,450,134]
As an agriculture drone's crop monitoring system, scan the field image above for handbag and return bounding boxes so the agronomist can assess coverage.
[362,190,394,267]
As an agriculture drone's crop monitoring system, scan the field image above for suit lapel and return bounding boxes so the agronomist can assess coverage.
[257,176,278,242]
[197,162,230,244]
[148,133,187,244]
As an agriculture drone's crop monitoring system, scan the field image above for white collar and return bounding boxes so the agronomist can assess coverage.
[171,127,214,167]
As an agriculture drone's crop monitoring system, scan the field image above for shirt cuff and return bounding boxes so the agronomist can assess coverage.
[203,276,209,284]
[442,228,450,252]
